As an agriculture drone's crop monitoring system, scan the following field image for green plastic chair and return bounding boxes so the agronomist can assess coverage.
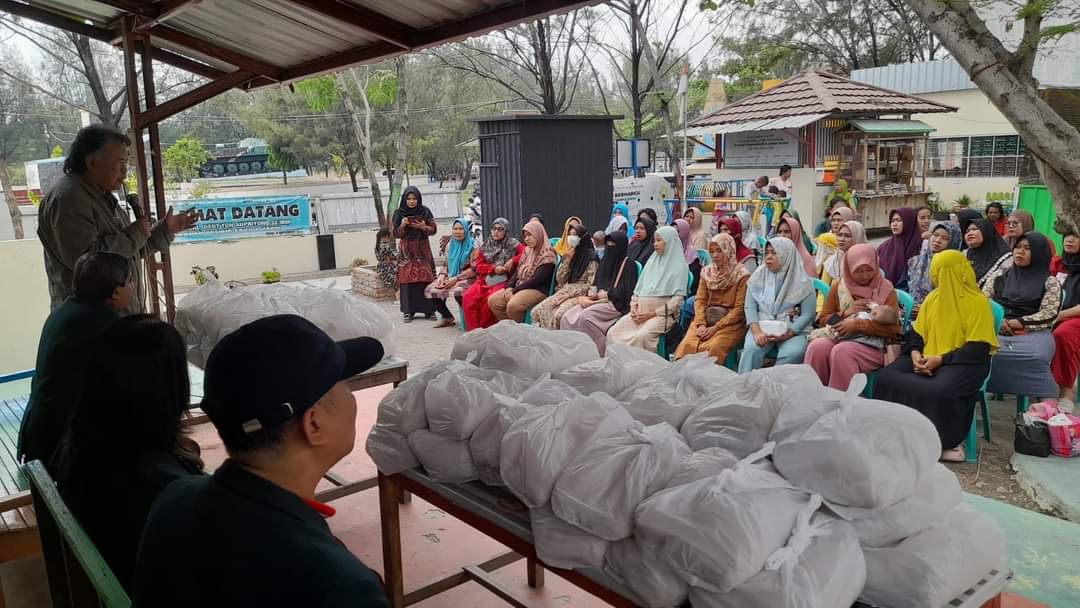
[24,460,132,608]
[549,237,560,247]
[964,300,1005,463]
[696,249,711,267]
[657,270,694,360]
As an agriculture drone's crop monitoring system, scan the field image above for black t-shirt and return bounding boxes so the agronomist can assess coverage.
[132,460,388,608]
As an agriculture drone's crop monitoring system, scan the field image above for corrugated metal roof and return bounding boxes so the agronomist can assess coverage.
[677,113,828,137]
[1,0,604,88]
[689,70,956,128]
[852,59,974,95]
[848,119,936,134]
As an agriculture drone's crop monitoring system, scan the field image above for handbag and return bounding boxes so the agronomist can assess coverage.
[1014,418,1051,457]
[705,306,729,326]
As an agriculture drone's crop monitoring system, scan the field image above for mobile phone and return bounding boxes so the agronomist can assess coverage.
[827,314,842,326]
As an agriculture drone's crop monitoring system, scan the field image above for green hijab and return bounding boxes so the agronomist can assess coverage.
[634,225,688,297]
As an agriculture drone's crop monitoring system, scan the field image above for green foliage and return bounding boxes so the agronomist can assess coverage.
[365,70,398,108]
[190,181,217,199]
[954,194,973,208]
[267,144,299,172]
[123,173,138,194]
[27,190,41,206]
[295,76,338,112]
[50,145,63,158]
[190,265,219,286]
[163,137,211,182]
[261,268,282,284]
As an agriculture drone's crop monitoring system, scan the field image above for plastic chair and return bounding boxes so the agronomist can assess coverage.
[657,270,694,360]
[811,278,831,299]
[697,249,711,267]
[549,237,560,247]
[965,300,1005,463]
[757,236,768,250]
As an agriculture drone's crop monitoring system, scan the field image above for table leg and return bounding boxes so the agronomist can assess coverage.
[400,489,412,504]
[526,557,544,589]
[982,594,1002,608]
[379,473,405,608]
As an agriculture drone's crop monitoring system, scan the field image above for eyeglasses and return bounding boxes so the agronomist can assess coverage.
[491,226,506,232]
[1006,220,1022,226]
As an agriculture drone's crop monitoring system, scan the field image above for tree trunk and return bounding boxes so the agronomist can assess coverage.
[71,34,121,127]
[636,23,683,210]
[349,165,360,192]
[0,161,24,239]
[459,159,473,191]
[338,70,388,236]
[903,0,1080,236]
[390,58,409,214]
[282,170,288,185]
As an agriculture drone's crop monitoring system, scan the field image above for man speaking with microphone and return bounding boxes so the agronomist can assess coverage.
[38,125,197,314]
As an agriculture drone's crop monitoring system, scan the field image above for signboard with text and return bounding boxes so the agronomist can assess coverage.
[174,195,312,243]
[723,130,800,168]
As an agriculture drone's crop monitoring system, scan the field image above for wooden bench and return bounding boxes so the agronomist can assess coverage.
[0,394,40,566]
[24,460,130,608]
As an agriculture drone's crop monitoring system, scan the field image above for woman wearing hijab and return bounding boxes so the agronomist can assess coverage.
[462,218,523,330]
[776,216,816,278]
[965,218,1013,290]
[738,237,817,372]
[907,221,963,309]
[675,218,703,294]
[561,232,639,355]
[683,207,709,250]
[916,206,933,239]
[818,219,867,312]
[955,208,981,237]
[876,208,923,290]
[637,207,659,225]
[717,216,757,271]
[606,203,630,235]
[982,231,1062,399]
[627,216,658,265]
[813,206,856,274]
[488,220,557,323]
[607,225,688,352]
[873,251,998,462]
[374,227,397,288]
[531,222,598,329]
[393,186,439,323]
[985,202,1007,236]
[806,244,901,390]
[1052,232,1080,401]
[553,215,583,257]
[734,210,760,256]
[776,209,816,253]
[424,217,476,327]
[675,234,750,363]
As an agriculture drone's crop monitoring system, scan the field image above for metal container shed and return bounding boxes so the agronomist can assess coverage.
[474,115,618,235]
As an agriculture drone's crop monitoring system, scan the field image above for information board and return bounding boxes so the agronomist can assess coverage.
[174,195,312,243]
[723,130,799,168]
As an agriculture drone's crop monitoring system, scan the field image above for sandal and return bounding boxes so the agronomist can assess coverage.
[939,447,965,463]
[402,314,413,324]
[434,318,456,328]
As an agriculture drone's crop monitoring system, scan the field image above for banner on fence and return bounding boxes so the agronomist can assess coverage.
[174,195,312,242]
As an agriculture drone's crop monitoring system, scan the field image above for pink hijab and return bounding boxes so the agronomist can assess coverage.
[674,218,698,264]
[782,216,817,277]
[842,243,894,303]
[518,220,556,281]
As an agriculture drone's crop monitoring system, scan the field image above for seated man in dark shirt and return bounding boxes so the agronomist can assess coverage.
[133,315,388,608]
[17,250,130,467]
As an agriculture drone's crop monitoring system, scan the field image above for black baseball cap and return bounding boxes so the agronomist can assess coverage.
[203,314,384,446]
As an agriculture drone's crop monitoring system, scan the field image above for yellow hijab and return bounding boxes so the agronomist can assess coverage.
[554,216,582,257]
[914,250,998,356]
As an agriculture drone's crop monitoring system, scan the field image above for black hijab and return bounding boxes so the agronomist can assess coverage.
[993,231,1052,318]
[637,208,658,225]
[1062,235,1080,310]
[627,217,657,265]
[966,219,1011,282]
[565,223,597,283]
[956,208,981,234]
[594,232,639,314]
[392,186,433,240]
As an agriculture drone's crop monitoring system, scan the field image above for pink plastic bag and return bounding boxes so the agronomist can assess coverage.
[1027,400,1060,421]
[1047,413,1080,457]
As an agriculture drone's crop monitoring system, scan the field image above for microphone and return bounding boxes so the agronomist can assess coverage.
[126,193,143,220]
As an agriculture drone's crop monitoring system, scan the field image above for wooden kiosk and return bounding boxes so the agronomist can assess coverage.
[839,119,934,229]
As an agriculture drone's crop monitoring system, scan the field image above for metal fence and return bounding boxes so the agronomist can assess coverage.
[313,190,462,233]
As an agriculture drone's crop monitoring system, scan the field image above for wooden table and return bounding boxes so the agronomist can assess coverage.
[377,469,1012,608]
[185,356,409,504]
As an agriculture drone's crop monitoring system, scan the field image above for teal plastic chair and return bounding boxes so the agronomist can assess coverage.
[549,237,560,247]
[696,249,711,267]
[812,278,831,298]
[964,300,1005,463]
[757,236,768,250]
[657,270,694,360]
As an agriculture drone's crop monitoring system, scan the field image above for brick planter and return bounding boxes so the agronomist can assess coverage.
[351,267,396,300]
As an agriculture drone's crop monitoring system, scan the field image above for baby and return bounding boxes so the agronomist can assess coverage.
[825,303,899,349]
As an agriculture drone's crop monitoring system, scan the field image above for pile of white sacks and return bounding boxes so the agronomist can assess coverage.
[366,321,1006,608]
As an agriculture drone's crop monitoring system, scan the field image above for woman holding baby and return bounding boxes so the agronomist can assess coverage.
[805,244,902,390]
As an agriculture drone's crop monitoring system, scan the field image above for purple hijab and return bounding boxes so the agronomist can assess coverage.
[877,207,923,287]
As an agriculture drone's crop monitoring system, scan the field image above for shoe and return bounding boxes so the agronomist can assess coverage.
[403,314,413,323]
[939,447,965,463]
[434,318,455,328]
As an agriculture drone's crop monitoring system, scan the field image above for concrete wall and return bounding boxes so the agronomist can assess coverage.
[0,239,50,374]
[913,89,1021,205]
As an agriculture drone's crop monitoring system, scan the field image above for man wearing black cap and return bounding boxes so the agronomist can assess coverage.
[132,315,388,607]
